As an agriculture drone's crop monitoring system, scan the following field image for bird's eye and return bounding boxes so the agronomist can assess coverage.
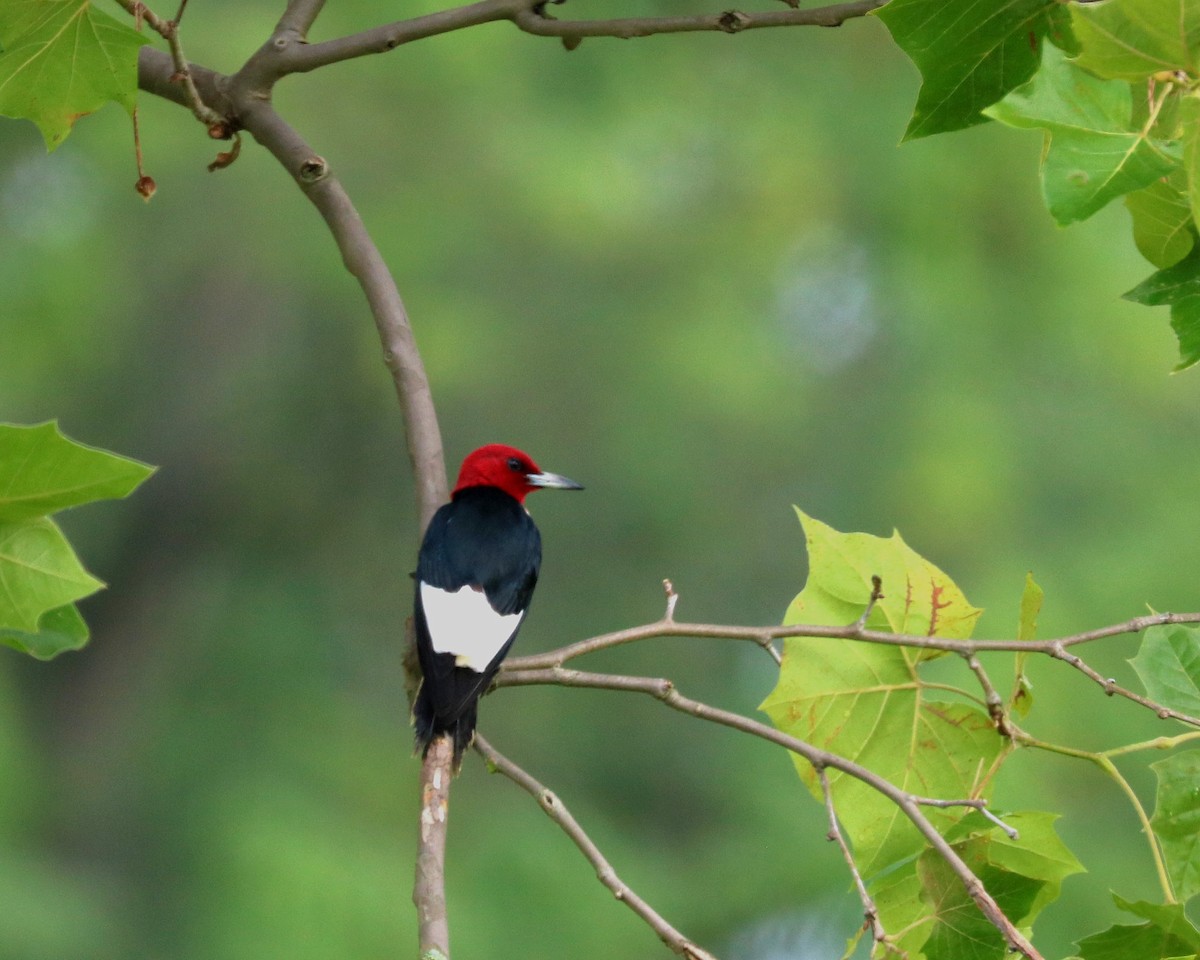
[507,457,524,472]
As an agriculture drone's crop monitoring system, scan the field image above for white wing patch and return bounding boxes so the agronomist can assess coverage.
[420,582,524,672]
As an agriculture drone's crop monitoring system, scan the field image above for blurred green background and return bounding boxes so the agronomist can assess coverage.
[3,2,1200,958]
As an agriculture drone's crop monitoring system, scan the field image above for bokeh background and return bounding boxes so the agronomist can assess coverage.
[3,1,1200,957]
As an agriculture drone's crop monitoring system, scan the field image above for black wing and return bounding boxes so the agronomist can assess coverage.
[412,487,542,759]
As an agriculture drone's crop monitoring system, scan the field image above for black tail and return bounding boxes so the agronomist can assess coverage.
[413,683,478,770]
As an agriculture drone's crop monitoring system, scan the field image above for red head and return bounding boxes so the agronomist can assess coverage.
[453,444,584,503]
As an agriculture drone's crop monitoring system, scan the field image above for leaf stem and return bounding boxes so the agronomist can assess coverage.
[1016,731,1176,903]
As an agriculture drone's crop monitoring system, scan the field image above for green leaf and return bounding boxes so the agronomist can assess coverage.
[0,0,150,150]
[1077,925,1195,960]
[873,812,1083,958]
[0,422,154,522]
[1181,96,1200,249]
[1124,242,1200,371]
[1077,896,1200,959]
[1116,896,1200,949]
[872,862,932,958]
[1130,624,1200,715]
[1010,573,1042,717]
[1125,172,1196,269]
[919,854,1044,960]
[874,0,1060,140]
[0,518,103,633]
[762,510,998,875]
[1150,751,1200,901]
[948,811,1086,921]
[1112,896,1200,947]
[985,43,1181,225]
[1072,0,1200,82]
[0,602,88,659]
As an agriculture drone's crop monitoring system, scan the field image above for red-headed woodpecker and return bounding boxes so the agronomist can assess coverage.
[413,444,583,767]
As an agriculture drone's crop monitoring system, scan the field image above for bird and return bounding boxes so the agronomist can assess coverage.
[412,443,583,768]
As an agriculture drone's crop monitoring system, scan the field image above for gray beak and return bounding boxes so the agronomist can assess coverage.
[527,470,585,491]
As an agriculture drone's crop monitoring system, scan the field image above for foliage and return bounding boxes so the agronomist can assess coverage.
[0,422,153,658]
[878,0,1200,371]
[764,510,1200,959]
[4,1,1200,361]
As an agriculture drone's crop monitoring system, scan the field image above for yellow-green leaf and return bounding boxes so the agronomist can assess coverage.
[785,508,983,640]
[0,0,150,150]
[762,510,998,875]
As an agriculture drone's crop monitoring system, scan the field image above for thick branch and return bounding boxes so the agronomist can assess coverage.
[227,98,449,525]
[213,88,454,958]
[475,735,718,960]
[415,737,454,957]
[275,0,328,39]
[496,667,1043,959]
[139,38,454,956]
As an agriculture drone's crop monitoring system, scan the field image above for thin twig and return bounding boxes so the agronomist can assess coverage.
[662,578,679,623]
[496,667,1043,960]
[474,735,719,960]
[503,610,1200,726]
[235,0,884,82]
[1013,730,1176,903]
[913,797,1018,840]
[510,0,886,40]
[241,0,515,84]
[115,0,229,131]
[1102,730,1200,759]
[963,654,1012,737]
[818,767,905,958]
[510,611,1200,665]
[1046,640,1200,725]
[854,574,884,630]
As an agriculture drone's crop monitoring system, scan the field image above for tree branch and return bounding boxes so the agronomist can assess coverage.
[509,610,1200,667]
[495,666,1043,959]
[817,767,899,957]
[230,0,886,85]
[275,0,328,39]
[139,29,455,955]
[511,0,886,40]
[415,737,454,958]
[504,609,1200,725]
[210,85,454,960]
[240,0,516,84]
[223,96,449,526]
[115,0,228,131]
[474,735,719,960]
